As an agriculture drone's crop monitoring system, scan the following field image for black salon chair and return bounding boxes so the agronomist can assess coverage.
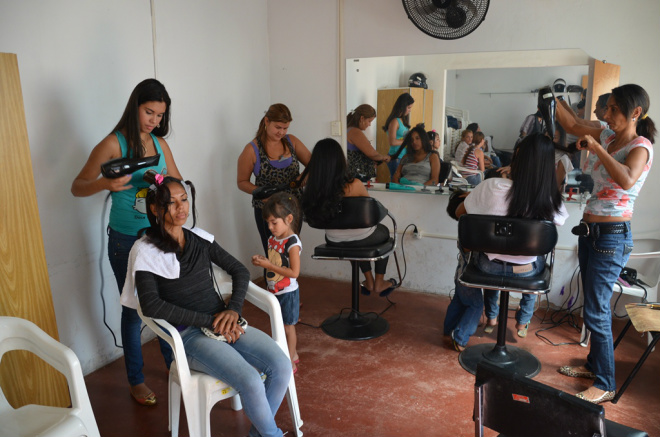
[457,214,557,377]
[306,197,397,341]
[474,361,648,437]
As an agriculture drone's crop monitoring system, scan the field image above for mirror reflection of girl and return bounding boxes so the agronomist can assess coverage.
[382,93,415,178]
[392,125,441,186]
[251,193,302,374]
[346,104,390,181]
[71,78,182,406]
[460,131,486,185]
[453,129,473,163]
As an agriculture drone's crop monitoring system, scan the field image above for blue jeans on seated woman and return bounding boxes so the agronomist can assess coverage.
[443,251,545,348]
[181,326,291,437]
[480,253,545,326]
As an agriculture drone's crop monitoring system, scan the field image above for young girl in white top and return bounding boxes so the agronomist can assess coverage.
[252,193,302,373]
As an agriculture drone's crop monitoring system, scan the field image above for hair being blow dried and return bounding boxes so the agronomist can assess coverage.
[507,133,562,221]
[143,170,197,254]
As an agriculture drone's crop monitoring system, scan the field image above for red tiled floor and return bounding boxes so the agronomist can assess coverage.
[85,276,659,436]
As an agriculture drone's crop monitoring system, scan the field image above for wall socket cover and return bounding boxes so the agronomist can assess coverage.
[331,121,341,136]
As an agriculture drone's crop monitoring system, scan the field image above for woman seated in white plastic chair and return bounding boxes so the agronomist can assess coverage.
[127,172,291,437]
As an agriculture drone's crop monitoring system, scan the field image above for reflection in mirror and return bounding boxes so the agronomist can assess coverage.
[346,49,593,187]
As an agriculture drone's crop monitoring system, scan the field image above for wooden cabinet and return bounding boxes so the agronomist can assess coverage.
[376,87,433,182]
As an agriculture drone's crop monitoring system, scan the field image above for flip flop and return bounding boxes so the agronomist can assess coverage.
[360,285,371,296]
[131,390,157,406]
[379,278,399,297]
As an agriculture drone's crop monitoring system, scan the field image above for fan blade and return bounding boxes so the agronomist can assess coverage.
[456,0,478,16]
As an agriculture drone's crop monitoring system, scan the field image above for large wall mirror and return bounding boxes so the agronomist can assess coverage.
[346,49,600,181]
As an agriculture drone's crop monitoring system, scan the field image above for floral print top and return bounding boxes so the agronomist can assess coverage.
[584,129,653,218]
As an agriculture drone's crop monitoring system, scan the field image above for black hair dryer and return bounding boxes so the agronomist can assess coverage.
[101,154,160,178]
[537,86,556,140]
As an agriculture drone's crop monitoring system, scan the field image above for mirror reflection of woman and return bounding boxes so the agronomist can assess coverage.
[346,104,390,181]
[382,93,415,178]
[556,84,656,404]
[237,104,311,255]
[392,125,441,186]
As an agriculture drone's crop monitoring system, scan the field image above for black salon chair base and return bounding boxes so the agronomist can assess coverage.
[456,215,558,378]
[458,290,542,377]
[321,312,389,341]
[308,197,398,341]
[459,344,540,377]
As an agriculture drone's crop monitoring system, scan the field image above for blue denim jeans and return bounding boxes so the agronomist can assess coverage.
[479,252,545,325]
[579,222,633,392]
[444,251,544,347]
[108,227,173,386]
[181,326,291,437]
[387,158,400,179]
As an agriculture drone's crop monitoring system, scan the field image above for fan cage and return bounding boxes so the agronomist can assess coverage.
[402,0,490,40]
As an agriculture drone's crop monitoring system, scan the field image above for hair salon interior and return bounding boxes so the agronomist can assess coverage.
[2,0,660,436]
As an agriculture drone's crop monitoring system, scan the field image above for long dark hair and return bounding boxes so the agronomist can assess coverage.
[143,171,197,254]
[382,93,414,132]
[403,124,432,158]
[507,133,562,221]
[112,79,171,159]
[262,192,302,234]
[300,138,352,227]
[611,84,656,144]
[256,103,293,150]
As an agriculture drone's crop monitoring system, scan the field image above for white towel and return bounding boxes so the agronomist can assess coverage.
[120,227,214,309]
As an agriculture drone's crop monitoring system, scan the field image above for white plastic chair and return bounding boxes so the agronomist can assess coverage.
[0,316,100,437]
[580,238,660,347]
[137,267,303,437]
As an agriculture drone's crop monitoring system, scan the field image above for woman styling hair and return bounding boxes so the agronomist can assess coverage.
[443,133,568,351]
[71,78,182,406]
[123,172,291,437]
[346,104,390,181]
[237,103,311,255]
[556,84,656,404]
[382,92,415,178]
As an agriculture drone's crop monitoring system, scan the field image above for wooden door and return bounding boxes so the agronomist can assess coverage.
[587,60,620,121]
[0,53,69,408]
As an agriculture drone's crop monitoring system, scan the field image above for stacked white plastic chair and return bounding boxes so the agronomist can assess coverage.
[0,316,100,437]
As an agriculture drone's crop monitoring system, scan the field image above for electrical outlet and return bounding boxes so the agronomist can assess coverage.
[413,229,422,239]
[331,121,341,136]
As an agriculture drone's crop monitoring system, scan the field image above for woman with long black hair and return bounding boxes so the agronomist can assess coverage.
[301,138,395,297]
[556,84,655,404]
[443,133,568,351]
[382,93,415,178]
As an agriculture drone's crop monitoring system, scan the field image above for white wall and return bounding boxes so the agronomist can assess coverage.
[1,0,271,373]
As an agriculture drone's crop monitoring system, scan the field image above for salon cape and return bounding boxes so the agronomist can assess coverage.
[120,226,214,309]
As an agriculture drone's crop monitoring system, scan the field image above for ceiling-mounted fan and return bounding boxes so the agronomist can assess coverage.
[402,0,490,40]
